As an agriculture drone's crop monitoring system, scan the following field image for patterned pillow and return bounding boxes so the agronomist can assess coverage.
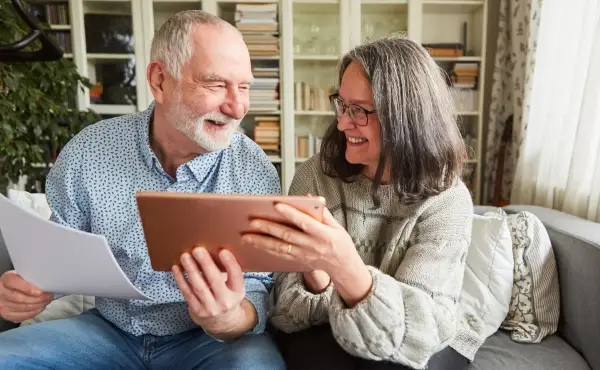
[492,208,561,343]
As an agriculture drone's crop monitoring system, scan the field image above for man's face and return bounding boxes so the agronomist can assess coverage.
[166,24,253,152]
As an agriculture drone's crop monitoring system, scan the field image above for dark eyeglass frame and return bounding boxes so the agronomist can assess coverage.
[329,93,376,126]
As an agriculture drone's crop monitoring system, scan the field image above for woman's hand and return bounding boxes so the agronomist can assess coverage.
[241,203,355,275]
[240,202,373,307]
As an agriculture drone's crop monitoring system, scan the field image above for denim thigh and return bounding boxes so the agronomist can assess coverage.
[0,309,145,370]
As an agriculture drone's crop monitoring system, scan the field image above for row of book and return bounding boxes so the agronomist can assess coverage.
[235,3,279,58]
[32,2,70,25]
[423,43,463,57]
[296,134,322,159]
[253,116,280,156]
[450,62,479,89]
[49,31,72,53]
[294,82,334,112]
[251,66,280,111]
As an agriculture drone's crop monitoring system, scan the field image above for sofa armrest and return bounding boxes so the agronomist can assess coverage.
[504,205,600,370]
[0,229,18,332]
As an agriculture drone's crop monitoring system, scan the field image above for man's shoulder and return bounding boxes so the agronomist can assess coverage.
[65,114,139,153]
[227,132,274,164]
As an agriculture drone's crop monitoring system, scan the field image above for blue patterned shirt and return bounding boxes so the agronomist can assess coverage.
[45,103,281,337]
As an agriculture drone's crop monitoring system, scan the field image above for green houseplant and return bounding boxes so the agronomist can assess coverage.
[0,0,99,194]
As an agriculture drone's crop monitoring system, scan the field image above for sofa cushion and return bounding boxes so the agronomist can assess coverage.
[455,213,514,353]
[504,205,600,370]
[469,330,590,370]
[490,208,561,343]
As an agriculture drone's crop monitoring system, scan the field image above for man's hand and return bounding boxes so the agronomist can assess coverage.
[172,247,256,340]
[0,271,53,323]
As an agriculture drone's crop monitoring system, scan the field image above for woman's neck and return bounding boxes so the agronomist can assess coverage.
[362,164,391,185]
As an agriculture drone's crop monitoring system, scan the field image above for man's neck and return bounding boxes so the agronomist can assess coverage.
[150,112,206,178]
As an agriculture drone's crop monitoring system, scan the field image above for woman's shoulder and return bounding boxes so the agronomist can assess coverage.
[421,178,474,212]
[289,153,343,196]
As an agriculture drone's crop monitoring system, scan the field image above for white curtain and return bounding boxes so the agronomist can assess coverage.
[511,0,600,222]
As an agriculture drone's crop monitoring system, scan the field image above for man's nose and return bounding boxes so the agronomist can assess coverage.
[222,90,246,120]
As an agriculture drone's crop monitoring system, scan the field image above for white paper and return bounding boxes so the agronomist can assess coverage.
[0,195,150,300]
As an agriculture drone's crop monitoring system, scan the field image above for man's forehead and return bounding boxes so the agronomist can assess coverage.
[185,24,252,83]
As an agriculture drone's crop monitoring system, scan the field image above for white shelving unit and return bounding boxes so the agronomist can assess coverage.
[55,0,488,203]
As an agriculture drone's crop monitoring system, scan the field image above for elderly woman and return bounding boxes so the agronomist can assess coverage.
[241,36,480,370]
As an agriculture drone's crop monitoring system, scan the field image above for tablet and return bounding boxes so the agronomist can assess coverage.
[135,191,326,273]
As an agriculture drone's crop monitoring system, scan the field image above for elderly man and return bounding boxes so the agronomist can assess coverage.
[0,10,284,370]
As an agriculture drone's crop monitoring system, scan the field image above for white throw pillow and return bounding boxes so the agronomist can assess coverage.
[459,213,514,338]
[6,190,95,325]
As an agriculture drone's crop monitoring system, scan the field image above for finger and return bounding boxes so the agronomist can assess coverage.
[180,253,218,313]
[273,203,331,239]
[248,218,315,248]
[191,247,229,301]
[218,249,244,294]
[2,300,49,312]
[172,264,204,316]
[3,272,46,297]
[2,289,52,305]
[1,307,45,323]
[240,234,298,262]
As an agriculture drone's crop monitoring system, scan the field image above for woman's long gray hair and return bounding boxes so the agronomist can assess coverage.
[320,35,467,206]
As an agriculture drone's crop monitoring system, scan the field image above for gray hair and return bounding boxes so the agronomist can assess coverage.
[150,10,226,80]
[320,34,466,205]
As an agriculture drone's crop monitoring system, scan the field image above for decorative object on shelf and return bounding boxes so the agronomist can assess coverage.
[0,2,99,194]
[0,0,63,62]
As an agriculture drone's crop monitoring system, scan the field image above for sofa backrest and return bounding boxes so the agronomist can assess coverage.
[476,205,600,370]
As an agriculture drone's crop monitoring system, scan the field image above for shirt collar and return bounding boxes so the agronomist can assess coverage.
[135,102,227,183]
[136,102,157,171]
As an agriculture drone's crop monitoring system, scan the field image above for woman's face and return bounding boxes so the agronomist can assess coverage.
[336,61,382,179]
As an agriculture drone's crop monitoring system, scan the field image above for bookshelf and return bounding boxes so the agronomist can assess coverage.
[46,0,488,203]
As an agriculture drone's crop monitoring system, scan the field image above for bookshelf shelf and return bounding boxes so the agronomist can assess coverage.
[89,104,137,115]
[295,111,334,116]
[433,56,482,62]
[294,55,339,61]
[422,1,484,14]
[60,0,488,203]
[50,24,72,30]
[86,53,134,60]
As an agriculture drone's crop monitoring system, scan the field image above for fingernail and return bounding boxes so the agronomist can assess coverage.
[275,203,284,211]
[220,250,231,260]
[194,248,205,259]
[242,235,252,244]
[250,220,261,229]
[181,253,191,263]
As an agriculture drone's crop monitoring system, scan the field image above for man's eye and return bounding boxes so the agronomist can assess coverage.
[239,85,250,91]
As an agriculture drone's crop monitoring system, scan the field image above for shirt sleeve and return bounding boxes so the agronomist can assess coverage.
[45,133,91,232]
[270,157,335,333]
[327,183,473,369]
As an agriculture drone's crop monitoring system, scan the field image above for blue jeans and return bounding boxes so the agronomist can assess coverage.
[0,309,285,369]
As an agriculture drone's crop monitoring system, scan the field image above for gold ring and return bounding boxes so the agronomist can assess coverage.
[286,244,292,254]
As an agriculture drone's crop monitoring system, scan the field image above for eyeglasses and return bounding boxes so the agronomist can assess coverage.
[329,94,376,126]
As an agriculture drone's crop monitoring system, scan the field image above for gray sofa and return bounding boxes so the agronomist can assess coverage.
[1,205,599,370]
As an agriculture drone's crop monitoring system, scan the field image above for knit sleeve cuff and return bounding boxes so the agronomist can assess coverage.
[270,272,334,333]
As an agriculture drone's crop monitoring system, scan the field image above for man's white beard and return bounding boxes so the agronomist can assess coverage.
[169,91,241,152]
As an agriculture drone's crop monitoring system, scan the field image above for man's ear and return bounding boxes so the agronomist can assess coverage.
[147,61,167,104]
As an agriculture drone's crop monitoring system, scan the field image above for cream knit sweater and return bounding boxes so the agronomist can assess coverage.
[270,155,483,369]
